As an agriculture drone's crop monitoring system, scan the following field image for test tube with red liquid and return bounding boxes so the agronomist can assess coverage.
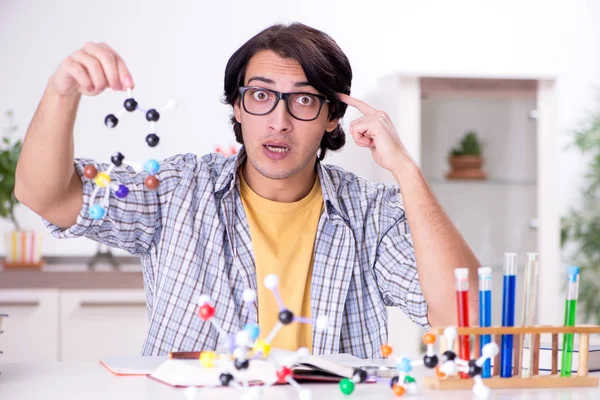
[455,268,471,378]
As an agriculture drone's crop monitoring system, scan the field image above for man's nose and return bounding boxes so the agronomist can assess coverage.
[268,98,292,133]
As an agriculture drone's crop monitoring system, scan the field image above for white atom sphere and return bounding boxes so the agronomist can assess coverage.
[298,389,312,400]
[242,289,257,303]
[165,99,178,110]
[233,347,246,359]
[129,161,144,173]
[183,387,198,400]
[296,347,310,358]
[236,331,252,347]
[472,382,491,400]
[443,326,458,342]
[440,361,457,376]
[197,295,212,306]
[406,382,419,395]
[482,342,499,358]
[264,274,279,290]
[242,387,262,400]
[248,387,263,400]
[316,316,329,331]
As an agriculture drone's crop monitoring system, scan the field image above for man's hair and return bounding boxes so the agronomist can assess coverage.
[223,22,352,161]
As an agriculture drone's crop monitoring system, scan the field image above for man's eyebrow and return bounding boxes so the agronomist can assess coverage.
[246,76,312,88]
[247,76,274,85]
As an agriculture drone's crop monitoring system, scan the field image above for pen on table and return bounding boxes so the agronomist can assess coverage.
[169,351,202,360]
[455,268,471,379]
[560,265,580,377]
[478,266,492,379]
[500,252,517,378]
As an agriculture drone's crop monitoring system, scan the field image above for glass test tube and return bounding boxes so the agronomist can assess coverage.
[501,253,517,378]
[560,265,580,377]
[520,253,539,377]
[478,267,493,378]
[455,268,471,379]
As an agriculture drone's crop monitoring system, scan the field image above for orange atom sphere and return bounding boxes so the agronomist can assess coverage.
[144,175,160,190]
[423,332,436,345]
[435,365,446,378]
[392,384,406,396]
[84,164,98,179]
[381,344,393,358]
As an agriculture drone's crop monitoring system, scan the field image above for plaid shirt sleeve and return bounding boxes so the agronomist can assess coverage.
[42,155,190,256]
[372,188,431,331]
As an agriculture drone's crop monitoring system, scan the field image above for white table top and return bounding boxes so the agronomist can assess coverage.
[0,361,599,400]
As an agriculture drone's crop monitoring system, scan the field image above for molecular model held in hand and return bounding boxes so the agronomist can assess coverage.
[83,88,177,220]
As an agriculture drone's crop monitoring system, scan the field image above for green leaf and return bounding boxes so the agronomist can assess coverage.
[0,116,21,227]
[562,96,600,324]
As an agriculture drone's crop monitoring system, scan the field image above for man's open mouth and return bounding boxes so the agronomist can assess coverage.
[264,144,290,153]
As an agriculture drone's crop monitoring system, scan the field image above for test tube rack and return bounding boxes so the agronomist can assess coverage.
[424,326,600,389]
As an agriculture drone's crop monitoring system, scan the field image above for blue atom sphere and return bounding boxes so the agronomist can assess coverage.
[115,184,129,199]
[397,357,412,373]
[243,323,260,341]
[89,204,106,220]
[144,159,160,176]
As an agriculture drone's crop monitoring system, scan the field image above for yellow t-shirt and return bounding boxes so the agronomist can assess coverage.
[239,172,323,352]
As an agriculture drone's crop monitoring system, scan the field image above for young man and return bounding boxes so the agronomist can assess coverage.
[15,23,479,358]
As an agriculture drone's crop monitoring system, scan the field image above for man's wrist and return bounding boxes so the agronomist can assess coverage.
[390,156,420,185]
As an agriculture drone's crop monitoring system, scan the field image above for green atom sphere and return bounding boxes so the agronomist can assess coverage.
[339,378,355,395]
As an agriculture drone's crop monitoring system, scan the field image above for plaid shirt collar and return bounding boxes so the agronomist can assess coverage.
[213,146,348,224]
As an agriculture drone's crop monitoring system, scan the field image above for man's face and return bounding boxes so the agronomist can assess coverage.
[234,50,338,180]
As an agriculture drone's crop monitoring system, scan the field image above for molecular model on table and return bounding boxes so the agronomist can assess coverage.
[82,88,177,220]
[381,326,499,399]
[185,273,369,400]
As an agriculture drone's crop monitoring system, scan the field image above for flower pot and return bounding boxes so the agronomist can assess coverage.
[2,230,44,269]
[446,155,487,180]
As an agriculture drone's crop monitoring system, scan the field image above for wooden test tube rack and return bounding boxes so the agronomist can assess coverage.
[423,326,600,389]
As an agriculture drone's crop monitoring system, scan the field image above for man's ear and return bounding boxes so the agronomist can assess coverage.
[326,118,339,133]
[234,98,242,124]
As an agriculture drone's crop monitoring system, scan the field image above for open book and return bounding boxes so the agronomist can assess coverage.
[149,349,366,388]
[101,349,385,387]
[522,342,600,373]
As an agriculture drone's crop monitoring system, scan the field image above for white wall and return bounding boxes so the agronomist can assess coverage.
[2,0,597,257]
[422,96,538,267]
[1,0,598,357]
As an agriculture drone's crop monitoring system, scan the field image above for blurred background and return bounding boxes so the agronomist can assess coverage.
[0,0,599,362]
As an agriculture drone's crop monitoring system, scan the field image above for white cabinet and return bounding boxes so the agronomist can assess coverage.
[380,75,559,356]
[60,290,148,361]
[0,289,59,362]
[0,288,148,363]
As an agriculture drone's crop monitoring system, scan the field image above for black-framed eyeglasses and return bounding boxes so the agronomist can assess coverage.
[238,86,330,122]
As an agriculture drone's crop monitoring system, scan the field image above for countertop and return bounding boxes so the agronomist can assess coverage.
[0,258,143,289]
[1,360,599,400]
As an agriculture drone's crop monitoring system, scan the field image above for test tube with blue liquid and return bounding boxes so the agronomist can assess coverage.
[478,267,493,378]
[501,252,517,378]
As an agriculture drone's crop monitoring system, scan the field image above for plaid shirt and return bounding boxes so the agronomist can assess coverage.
[44,148,430,358]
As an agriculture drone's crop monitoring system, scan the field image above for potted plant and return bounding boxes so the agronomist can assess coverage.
[1,110,43,269]
[561,99,600,324]
[446,130,487,180]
